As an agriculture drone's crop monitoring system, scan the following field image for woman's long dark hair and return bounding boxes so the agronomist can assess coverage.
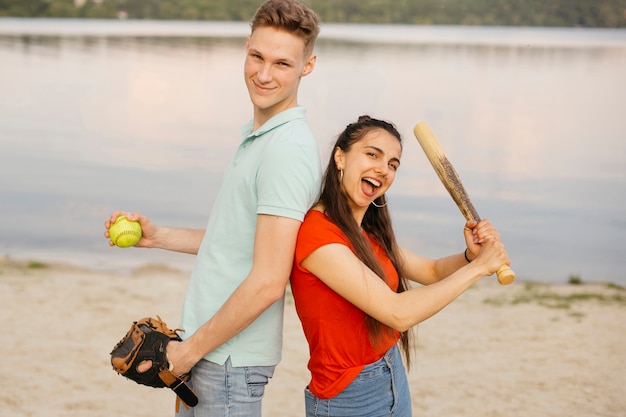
[319,115,413,367]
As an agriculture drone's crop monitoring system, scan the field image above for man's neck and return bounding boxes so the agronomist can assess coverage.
[253,102,298,131]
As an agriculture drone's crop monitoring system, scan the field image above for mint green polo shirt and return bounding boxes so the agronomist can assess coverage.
[180,106,321,367]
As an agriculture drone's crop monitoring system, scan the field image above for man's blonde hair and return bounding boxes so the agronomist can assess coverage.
[250,0,321,57]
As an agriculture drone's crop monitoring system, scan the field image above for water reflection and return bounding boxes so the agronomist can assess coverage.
[1,23,625,283]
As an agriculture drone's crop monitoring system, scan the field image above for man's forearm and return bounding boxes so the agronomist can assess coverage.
[183,272,286,364]
[153,227,205,254]
[172,214,300,372]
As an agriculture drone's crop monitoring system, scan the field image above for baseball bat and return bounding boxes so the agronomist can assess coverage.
[413,122,515,285]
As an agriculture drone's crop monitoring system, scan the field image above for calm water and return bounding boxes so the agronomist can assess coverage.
[1,19,625,284]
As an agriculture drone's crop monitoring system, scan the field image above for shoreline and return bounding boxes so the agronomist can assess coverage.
[1,252,622,287]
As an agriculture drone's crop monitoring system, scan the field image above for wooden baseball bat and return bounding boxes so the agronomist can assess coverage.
[413,122,515,285]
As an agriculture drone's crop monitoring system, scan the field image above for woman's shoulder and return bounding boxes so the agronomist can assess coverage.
[301,207,344,239]
[303,206,330,227]
[295,207,348,261]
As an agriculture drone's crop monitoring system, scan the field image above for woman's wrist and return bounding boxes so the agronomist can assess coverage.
[464,248,473,263]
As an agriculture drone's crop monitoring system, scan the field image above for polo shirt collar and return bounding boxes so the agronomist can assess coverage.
[241,106,307,141]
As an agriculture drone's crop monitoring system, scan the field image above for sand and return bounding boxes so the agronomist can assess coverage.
[1,257,624,417]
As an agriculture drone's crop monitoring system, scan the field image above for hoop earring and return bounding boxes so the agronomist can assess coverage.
[371,194,388,208]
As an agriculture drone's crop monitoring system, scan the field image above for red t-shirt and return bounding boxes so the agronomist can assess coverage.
[290,210,401,399]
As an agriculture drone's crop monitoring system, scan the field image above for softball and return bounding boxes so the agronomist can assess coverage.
[109,215,142,248]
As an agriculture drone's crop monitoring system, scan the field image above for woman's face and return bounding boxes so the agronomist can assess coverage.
[335,128,402,219]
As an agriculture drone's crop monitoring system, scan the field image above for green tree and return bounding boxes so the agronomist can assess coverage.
[0,0,624,27]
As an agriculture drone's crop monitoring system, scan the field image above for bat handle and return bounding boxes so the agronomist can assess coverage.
[470,216,514,285]
[496,265,515,285]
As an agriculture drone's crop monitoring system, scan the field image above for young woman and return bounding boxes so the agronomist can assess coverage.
[290,116,510,416]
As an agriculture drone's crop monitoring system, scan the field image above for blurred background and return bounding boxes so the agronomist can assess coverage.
[1,0,625,284]
[1,0,624,26]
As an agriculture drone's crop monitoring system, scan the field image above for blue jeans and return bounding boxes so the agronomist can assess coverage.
[304,345,412,417]
[175,357,275,417]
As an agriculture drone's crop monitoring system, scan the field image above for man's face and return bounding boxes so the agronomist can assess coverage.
[244,26,315,127]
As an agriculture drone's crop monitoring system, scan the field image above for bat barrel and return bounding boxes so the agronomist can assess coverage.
[413,122,515,285]
[413,123,481,221]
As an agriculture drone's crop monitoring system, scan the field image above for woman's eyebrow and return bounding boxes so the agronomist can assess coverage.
[364,145,401,164]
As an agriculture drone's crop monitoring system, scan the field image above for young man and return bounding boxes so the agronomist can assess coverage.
[105,1,321,415]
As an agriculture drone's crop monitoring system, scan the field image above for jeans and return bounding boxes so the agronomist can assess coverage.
[304,345,412,417]
[175,357,275,417]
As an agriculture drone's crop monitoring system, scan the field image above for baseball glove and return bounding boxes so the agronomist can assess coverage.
[110,316,198,408]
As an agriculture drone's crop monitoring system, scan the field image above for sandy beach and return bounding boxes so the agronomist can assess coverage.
[1,257,624,417]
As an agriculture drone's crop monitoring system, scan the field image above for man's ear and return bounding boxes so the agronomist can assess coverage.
[301,53,316,77]
[245,35,251,52]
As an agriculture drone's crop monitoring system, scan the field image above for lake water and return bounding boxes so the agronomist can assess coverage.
[1,19,625,284]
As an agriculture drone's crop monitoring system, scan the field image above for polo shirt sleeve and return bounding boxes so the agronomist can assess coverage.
[256,135,320,221]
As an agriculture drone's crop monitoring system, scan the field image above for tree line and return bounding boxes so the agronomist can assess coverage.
[1,0,624,28]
